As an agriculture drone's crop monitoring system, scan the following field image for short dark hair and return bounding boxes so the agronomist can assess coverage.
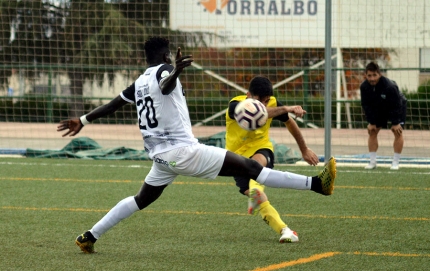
[365,62,381,74]
[249,76,273,98]
[144,37,170,64]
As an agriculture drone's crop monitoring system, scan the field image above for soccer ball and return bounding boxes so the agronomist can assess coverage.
[234,99,268,131]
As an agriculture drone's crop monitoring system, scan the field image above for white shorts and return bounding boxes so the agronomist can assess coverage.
[145,143,227,186]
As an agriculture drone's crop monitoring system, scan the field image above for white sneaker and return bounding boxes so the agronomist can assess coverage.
[279,227,299,243]
[390,164,399,170]
[364,163,377,170]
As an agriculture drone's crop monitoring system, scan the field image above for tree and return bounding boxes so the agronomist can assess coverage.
[0,0,196,118]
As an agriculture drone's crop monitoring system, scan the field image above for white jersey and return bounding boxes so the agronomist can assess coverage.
[120,64,198,158]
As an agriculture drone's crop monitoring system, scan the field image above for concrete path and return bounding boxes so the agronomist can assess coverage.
[1,122,429,160]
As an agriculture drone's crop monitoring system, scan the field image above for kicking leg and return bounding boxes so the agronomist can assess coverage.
[219,152,336,195]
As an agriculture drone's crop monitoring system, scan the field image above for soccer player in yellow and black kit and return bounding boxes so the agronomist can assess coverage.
[226,76,320,243]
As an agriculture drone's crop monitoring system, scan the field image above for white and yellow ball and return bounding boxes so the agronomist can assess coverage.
[234,99,268,131]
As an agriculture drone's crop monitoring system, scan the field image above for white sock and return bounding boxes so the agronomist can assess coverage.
[90,196,140,239]
[369,152,377,164]
[256,167,311,190]
[393,153,401,165]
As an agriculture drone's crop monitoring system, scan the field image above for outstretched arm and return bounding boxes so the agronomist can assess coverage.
[266,105,306,119]
[285,118,319,166]
[57,95,128,137]
[159,47,193,95]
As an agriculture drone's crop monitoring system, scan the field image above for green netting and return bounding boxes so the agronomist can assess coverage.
[26,133,302,164]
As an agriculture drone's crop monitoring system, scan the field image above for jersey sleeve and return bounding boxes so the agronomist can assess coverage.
[120,83,136,103]
[156,64,174,84]
[228,100,240,119]
[273,100,290,122]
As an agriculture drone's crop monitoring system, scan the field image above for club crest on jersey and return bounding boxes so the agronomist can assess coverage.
[137,90,143,98]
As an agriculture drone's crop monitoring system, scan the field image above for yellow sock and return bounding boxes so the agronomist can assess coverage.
[249,179,286,233]
[259,201,287,234]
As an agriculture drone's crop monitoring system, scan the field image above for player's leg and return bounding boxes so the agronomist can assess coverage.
[234,176,270,215]
[76,195,143,253]
[246,151,267,214]
[248,150,298,242]
[75,161,174,253]
[365,124,381,169]
[234,175,296,242]
[245,150,270,212]
[89,182,168,238]
[391,129,404,169]
[247,179,265,214]
[174,144,335,195]
[219,151,336,195]
[249,186,298,242]
[392,134,404,154]
[391,102,406,170]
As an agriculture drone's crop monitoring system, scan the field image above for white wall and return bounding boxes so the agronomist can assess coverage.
[171,0,430,49]
[387,49,420,92]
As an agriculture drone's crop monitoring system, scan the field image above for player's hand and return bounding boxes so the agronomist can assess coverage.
[174,47,193,72]
[286,105,306,118]
[391,124,403,136]
[302,147,319,166]
[57,118,83,137]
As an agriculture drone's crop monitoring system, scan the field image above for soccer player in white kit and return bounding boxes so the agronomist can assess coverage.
[57,37,337,253]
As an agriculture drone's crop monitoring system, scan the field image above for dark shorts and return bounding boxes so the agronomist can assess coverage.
[234,148,275,195]
[375,100,407,129]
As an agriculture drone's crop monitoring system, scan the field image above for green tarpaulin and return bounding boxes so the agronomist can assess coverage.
[26,133,302,164]
[26,137,150,160]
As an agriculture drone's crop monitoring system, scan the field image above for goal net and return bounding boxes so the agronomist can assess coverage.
[0,0,429,167]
